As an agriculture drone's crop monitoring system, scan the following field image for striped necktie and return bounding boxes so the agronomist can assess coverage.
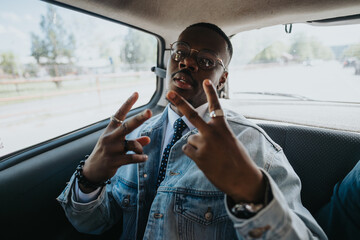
[156,118,187,188]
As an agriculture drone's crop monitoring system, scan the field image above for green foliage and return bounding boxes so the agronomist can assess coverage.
[23,63,39,78]
[231,30,280,65]
[290,34,334,62]
[342,44,360,59]
[30,5,76,76]
[238,32,335,64]
[120,29,156,70]
[0,52,18,75]
[252,41,289,63]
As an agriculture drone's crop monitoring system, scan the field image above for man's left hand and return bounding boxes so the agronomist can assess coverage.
[166,79,266,203]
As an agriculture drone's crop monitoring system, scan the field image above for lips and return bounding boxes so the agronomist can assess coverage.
[172,71,194,90]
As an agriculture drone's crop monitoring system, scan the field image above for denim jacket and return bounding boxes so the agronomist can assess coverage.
[57,105,327,240]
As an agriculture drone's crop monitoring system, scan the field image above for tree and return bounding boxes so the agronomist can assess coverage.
[290,34,314,61]
[0,52,18,76]
[290,34,334,62]
[251,41,289,63]
[342,43,360,59]
[310,38,334,60]
[30,5,76,82]
[120,29,156,70]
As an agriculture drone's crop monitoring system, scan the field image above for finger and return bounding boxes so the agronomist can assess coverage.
[114,109,152,137]
[166,91,208,133]
[118,138,150,154]
[109,92,139,129]
[121,139,144,154]
[187,134,204,148]
[203,80,223,116]
[115,154,148,166]
[182,143,198,160]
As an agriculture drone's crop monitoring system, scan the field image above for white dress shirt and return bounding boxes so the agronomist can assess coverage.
[160,103,208,155]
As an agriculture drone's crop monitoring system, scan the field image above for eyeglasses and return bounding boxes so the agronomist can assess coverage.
[169,41,227,71]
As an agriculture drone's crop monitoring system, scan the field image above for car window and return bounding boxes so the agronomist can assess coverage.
[229,23,360,102]
[227,23,360,131]
[0,1,158,157]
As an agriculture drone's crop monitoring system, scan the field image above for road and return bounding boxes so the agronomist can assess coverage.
[229,61,360,102]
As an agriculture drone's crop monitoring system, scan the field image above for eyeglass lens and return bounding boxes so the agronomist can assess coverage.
[171,42,219,70]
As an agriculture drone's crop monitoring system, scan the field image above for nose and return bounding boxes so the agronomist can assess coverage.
[179,49,198,72]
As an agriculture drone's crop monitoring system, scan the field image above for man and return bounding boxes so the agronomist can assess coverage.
[57,23,327,239]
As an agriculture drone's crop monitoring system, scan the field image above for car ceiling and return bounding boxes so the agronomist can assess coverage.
[52,0,360,43]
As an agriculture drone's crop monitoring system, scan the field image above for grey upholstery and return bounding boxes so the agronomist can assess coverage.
[259,123,360,215]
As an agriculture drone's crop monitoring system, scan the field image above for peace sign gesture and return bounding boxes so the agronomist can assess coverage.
[166,80,266,203]
[80,92,152,193]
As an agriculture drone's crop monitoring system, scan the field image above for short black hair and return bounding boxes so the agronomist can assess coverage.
[185,22,233,62]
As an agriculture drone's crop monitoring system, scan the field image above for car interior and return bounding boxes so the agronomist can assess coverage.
[1,0,360,239]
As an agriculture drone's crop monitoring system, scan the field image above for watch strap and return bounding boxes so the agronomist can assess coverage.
[228,173,273,219]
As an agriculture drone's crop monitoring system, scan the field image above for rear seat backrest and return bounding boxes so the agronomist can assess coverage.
[258,123,360,215]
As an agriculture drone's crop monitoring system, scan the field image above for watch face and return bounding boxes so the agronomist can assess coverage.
[231,203,264,219]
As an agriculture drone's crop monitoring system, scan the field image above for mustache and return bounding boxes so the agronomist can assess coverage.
[171,69,194,83]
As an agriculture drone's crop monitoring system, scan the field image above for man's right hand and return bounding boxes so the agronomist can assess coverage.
[80,92,152,193]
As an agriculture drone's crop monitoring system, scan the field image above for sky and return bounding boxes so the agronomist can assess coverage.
[0,1,43,59]
[0,0,128,63]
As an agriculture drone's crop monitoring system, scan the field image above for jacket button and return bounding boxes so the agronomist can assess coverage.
[248,225,271,238]
[122,195,130,206]
[204,210,213,221]
[153,213,163,219]
[143,173,148,178]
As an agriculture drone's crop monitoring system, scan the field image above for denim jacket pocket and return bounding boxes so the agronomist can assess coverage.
[174,193,237,240]
[112,178,138,239]
[113,177,138,209]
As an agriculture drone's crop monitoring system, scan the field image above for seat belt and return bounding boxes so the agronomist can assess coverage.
[151,66,166,78]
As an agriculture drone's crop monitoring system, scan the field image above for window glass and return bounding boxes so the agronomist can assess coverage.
[229,23,360,103]
[0,1,157,157]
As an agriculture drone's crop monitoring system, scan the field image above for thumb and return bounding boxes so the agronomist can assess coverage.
[182,143,197,160]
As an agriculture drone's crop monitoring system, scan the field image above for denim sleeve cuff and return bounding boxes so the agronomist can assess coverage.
[57,172,106,212]
[224,169,293,239]
[75,179,102,203]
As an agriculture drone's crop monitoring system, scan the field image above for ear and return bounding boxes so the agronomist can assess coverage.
[217,71,228,90]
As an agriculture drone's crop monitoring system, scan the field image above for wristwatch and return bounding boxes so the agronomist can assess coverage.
[229,175,272,219]
[230,202,264,218]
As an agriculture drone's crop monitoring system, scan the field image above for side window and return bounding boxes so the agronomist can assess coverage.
[229,23,360,102]
[227,23,360,131]
[0,1,157,157]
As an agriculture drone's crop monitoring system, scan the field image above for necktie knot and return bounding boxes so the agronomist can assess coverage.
[173,118,187,135]
[172,118,187,143]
